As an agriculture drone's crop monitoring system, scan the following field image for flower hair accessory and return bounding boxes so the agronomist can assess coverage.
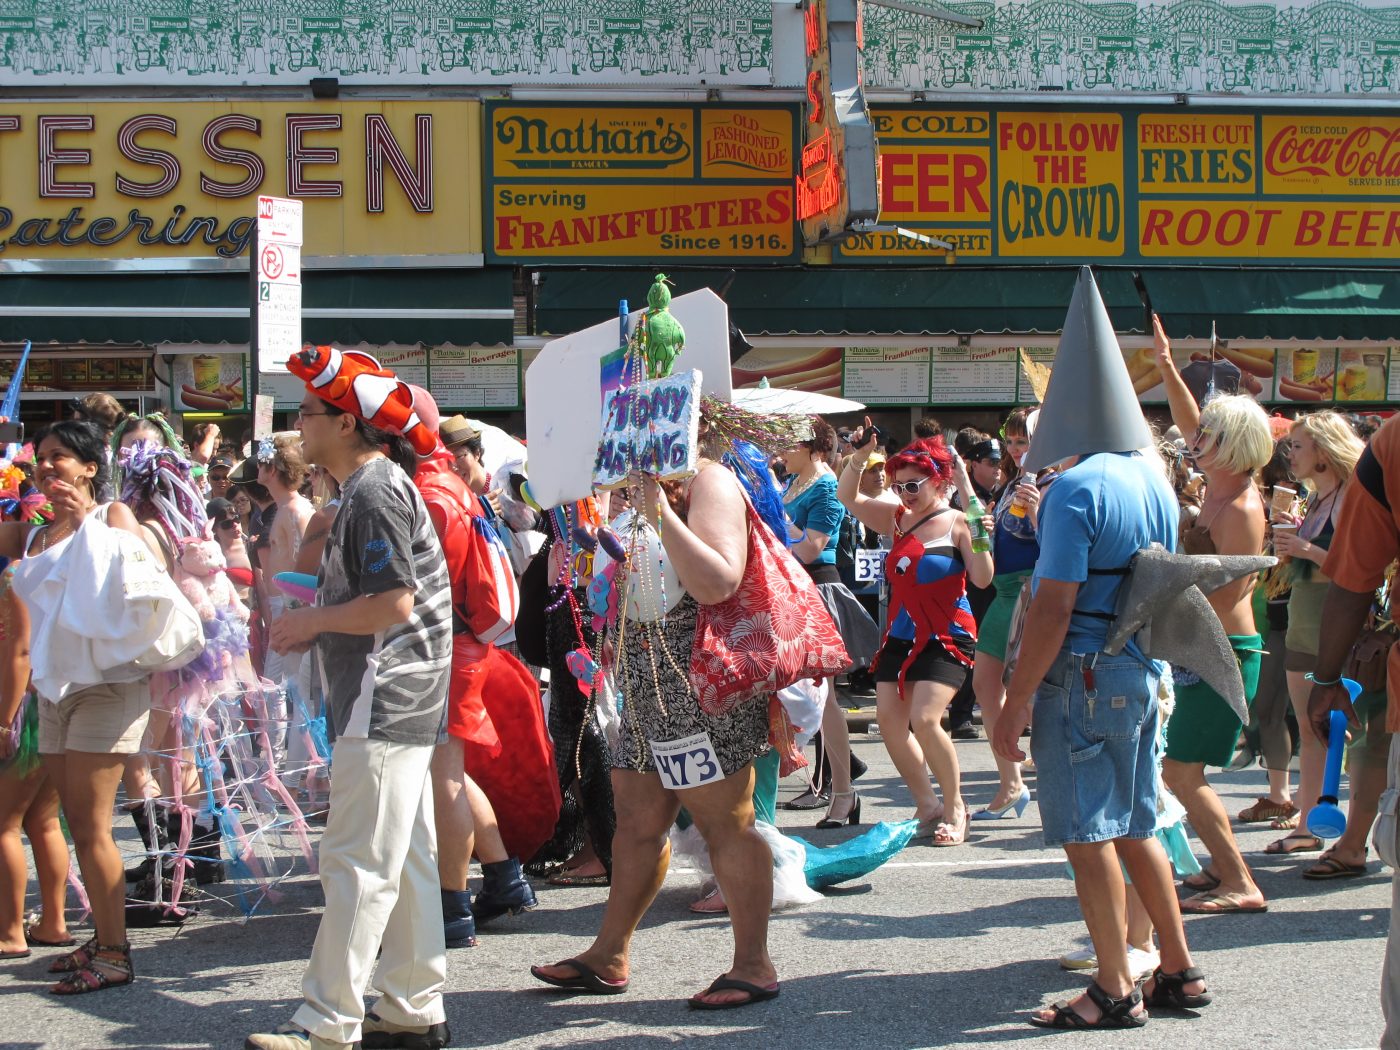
[286,345,435,456]
[257,437,276,465]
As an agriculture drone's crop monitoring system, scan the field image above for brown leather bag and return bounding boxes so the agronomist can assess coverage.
[1345,618,1397,695]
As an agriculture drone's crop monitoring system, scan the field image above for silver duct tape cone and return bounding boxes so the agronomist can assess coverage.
[1023,266,1153,474]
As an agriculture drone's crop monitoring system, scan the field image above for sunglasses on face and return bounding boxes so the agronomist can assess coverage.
[215,518,239,531]
[890,477,930,496]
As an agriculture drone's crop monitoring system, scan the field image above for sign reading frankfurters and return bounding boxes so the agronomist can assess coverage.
[0,101,482,268]
[837,105,1400,265]
[486,102,798,264]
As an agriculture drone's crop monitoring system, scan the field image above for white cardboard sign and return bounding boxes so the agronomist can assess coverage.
[526,288,733,509]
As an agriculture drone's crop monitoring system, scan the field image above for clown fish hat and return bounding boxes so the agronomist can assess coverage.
[287,345,437,457]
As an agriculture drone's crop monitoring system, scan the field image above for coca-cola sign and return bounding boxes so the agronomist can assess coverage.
[1262,117,1400,192]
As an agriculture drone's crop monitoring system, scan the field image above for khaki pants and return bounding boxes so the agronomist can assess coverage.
[1382,734,1400,1048]
[292,736,446,1044]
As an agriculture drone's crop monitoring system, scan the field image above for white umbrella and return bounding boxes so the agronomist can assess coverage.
[732,384,865,416]
[465,418,527,479]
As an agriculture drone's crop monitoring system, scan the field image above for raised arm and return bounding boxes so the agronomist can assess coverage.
[837,417,898,536]
[1153,313,1201,440]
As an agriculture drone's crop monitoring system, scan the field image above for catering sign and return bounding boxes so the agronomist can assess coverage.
[486,102,799,264]
[0,100,482,269]
[836,105,1400,266]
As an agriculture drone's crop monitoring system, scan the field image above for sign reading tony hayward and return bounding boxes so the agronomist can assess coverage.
[486,102,798,264]
[798,0,880,246]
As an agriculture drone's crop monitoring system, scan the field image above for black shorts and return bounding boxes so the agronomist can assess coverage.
[874,636,973,689]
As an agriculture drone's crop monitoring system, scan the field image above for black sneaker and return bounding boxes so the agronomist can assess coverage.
[950,722,980,740]
[362,1013,451,1050]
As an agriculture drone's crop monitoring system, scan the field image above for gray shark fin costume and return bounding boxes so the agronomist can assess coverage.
[1021,267,1274,720]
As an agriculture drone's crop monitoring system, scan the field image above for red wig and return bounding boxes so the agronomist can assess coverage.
[885,436,955,484]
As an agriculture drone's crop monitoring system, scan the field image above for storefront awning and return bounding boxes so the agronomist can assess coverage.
[1137,268,1400,343]
[532,267,1149,338]
[0,269,516,347]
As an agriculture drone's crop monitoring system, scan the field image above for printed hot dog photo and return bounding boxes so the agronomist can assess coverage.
[172,353,246,411]
[1274,345,1337,403]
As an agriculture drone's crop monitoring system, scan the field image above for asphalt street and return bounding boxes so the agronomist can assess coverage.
[5,718,1389,1050]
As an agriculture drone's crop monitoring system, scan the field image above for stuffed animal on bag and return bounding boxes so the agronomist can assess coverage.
[175,537,249,624]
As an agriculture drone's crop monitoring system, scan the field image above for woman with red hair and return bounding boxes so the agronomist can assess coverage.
[838,425,994,845]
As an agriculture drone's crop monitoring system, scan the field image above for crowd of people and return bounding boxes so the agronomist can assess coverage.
[1,272,1398,1045]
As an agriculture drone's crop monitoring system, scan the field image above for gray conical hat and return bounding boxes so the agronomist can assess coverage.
[1022,266,1153,473]
[1102,546,1277,721]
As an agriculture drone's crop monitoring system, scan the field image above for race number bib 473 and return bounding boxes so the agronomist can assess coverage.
[649,731,723,791]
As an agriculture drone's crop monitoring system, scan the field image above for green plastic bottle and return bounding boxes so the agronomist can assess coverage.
[966,494,991,554]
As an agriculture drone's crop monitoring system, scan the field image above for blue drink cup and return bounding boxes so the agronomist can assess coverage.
[1306,677,1364,840]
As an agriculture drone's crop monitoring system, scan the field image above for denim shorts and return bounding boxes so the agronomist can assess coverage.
[1030,650,1160,847]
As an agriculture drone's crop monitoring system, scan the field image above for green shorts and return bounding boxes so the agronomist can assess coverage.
[1164,634,1263,768]
[974,571,1032,660]
[1348,689,1392,771]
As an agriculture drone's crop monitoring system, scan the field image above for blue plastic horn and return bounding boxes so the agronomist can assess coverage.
[1306,677,1364,840]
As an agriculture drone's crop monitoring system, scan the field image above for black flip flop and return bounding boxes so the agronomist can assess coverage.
[1303,856,1368,880]
[530,959,629,995]
[25,928,77,948]
[688,975,781,1010]
[0,948,31,960]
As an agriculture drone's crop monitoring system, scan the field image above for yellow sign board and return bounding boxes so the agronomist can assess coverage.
[1138,200,1400,259]
[492,183,794,258]
[836,104,1398,266]
[1137,114,1256,195]
[1260,115,1400,197]
[1,100,482,265]
[995,112,1125,257]
[486,102,798,263]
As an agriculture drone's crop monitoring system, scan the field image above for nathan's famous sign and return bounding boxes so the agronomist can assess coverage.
[1,101,482,267]
[486,102,798,263]
[837,107,1400,265]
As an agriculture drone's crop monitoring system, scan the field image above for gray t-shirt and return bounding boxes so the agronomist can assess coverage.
[315,456,451,745]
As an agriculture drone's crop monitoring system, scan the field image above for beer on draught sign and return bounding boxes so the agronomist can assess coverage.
[797,0,879,246]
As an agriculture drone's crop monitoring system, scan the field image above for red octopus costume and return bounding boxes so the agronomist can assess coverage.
[414,448,560,862]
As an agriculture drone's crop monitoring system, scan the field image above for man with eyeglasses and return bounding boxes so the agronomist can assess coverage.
[247,352,451,1050]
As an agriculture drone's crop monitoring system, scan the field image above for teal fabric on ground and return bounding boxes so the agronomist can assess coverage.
[752,748,780,826]
[675,747,781,831]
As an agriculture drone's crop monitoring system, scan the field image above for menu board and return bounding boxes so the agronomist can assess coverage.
[259,369,308,410]
[1336,347,1389,403]
[842,347,931,405]
[1274,346,1338,404]
[929,345,1017,405]
[432,347,521,410]
[375,346,429,390]
[1016,345,1056,403]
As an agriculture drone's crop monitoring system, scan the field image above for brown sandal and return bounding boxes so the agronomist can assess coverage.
[1270,812,1301,831]
[48,935,97,974]
[50,942,133,995]
[1237,798,1296,824]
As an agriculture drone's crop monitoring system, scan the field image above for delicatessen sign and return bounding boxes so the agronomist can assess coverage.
[836,106,1400,264]
[486,102,798,263]
[1,101,482,266]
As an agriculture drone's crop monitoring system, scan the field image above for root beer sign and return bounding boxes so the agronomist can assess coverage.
[836,106,1400,265]
[486,101,798,264]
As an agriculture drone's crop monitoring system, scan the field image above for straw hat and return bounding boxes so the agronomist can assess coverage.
[440,415,481,450]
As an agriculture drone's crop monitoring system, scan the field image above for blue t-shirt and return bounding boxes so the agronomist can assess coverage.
[785,473,843,566]
[1032,452,1178,654]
